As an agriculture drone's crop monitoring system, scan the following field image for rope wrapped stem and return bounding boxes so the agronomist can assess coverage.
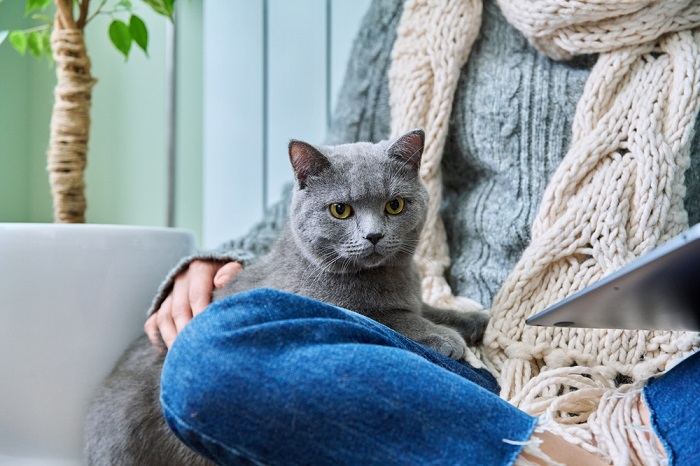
[47,3,95,223]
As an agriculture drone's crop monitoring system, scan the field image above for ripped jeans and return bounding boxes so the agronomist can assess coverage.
[159,289,700,465]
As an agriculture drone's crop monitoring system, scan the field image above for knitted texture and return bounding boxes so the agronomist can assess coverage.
[390,0,700,460]
[389,0,484,314]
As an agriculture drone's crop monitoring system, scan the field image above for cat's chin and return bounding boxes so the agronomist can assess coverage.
[358,252,386,269]
[319,253,388,273]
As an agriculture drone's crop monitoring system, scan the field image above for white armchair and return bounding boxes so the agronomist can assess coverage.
[0,224,194,465]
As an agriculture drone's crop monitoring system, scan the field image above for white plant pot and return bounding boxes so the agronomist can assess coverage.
[0,223,195,465]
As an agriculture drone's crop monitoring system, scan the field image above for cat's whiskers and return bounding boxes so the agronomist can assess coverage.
[299,249,336,284]
[306,254,347,289]
[302,237,358,286]
[303,249,337,279]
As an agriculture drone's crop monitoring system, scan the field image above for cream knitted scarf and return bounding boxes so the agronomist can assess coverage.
[390,0,700,461]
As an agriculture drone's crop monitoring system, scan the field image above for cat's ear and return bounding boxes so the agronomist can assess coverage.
[387,129,424,170]
[288,140,330,189]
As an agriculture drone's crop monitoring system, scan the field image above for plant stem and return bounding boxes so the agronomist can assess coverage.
[85,0,108,25]
[77,0,91,29]
[54,0,77,29]
[14,24,51,33]
[47,0,95,222]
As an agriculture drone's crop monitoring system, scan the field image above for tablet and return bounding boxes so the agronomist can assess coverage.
[526,224,700,331]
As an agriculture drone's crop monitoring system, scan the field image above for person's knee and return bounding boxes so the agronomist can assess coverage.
[159,288,341,434]
[159,315,270,457]
[159,346,268,464]
[159,290,340,463]
[159,287,386,436]
[159,289,281,410]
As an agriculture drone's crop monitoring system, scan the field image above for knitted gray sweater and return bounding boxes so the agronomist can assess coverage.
[149,0,700,314]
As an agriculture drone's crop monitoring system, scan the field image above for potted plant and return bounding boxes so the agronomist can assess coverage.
[0,1,194,463]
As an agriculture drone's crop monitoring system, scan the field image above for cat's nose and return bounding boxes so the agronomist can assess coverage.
[365,233,384,245]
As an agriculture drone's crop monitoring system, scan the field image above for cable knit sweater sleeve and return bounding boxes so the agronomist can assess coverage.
[146,185,292,316]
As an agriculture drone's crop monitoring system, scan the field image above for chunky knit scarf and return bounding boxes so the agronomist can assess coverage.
[390,1,700,463]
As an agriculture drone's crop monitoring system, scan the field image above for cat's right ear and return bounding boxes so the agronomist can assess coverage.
[387,129,424,170]
[288,140,330,189]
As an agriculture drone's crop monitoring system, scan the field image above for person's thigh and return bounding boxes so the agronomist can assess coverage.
[644,350,700,466]
[160,288,536,466]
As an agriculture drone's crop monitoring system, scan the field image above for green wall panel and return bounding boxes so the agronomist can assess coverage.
[0,1,31,222]
[175,0,203,243]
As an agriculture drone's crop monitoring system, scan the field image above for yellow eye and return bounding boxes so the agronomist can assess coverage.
[329,203,353,219]
[385,197,405,215]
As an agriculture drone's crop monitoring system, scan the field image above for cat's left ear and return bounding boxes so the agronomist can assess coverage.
[289,140,330,189]
[387,129,424,170]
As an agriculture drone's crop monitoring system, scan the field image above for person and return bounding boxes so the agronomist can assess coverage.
[145,1,700,465]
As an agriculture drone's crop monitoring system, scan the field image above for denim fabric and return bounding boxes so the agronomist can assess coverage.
[644,350,700,466]
[160,288,536,465]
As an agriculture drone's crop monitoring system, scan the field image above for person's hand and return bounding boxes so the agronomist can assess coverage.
[145,260,243,350]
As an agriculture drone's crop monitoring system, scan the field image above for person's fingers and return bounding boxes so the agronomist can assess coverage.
[189,261,218,316]
[156,295,178,349]
[144,312,161,348]
[214,261,243,288]
[171,273,193,333]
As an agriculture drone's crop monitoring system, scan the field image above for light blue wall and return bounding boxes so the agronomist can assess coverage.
[202,0,265,248]
[175,0,205,242]
[202,0,371,248]
[265,0,328,208]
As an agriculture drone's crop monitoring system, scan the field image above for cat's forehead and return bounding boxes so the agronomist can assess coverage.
[316,142,415,198]
[320,141,388,157]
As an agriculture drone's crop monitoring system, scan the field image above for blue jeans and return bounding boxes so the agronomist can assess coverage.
[160,289,699,465]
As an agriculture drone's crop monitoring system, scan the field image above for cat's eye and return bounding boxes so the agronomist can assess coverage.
[385,197,405,215]
[329,203,353,219]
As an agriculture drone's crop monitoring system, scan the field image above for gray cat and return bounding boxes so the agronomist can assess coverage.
[84,130,488,465]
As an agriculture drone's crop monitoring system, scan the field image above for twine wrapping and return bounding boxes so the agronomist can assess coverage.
[48,25,95,223]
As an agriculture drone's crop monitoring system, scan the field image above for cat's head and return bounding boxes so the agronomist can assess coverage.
[288,129,427,272]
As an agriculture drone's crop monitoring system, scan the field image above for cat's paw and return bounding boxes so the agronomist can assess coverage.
[421,327,468,360]
[457,311,489,346]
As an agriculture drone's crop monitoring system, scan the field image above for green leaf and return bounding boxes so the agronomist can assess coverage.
[27,30,44,57]
[142,0,174,19]
[118,0,133,9]
[109,20,132,58]
[163,0,174,16]
[129,15,148,54]
[40,29,51,57]
[0,31,8,46]
[9,31,27,55]
[25,0,51,15]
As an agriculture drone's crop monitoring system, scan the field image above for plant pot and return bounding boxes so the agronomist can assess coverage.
[0,223,195,465]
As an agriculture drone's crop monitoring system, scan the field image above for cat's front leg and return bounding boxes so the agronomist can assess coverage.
[421,304,489,346]
[371,310,468,360]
